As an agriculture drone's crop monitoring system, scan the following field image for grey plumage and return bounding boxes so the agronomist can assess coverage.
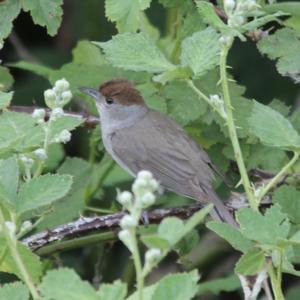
[107,109,236,226]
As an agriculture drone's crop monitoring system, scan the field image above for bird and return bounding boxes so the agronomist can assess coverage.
[80,78,236,226]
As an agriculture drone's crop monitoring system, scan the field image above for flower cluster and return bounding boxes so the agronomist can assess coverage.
[224,0,259,28]
[44,78,72,109]
[117,170,162,269]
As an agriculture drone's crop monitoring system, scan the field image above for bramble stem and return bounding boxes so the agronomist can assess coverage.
[0,209,40,300]
[219,44,257,211]
[256,152,299,203]
[131,228,144,300]
[268,263,285,300]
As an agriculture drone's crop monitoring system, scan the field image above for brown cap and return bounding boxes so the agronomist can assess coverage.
[99,79,144,106]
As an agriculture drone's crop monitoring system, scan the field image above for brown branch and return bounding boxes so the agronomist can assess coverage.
[22,205,203,251]
[9,105,100,128]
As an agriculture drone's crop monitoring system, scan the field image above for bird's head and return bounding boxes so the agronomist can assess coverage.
[80,79,147,128]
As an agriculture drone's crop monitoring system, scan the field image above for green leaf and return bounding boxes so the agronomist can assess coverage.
[40,268,99,300]
[290,108,300,134]
[105,0,151,32]
[0,91,13,109]
[22,0,63,36]
[264,2,300,17]
[207,221,253,253]
[257,28,300,79]
[0,66,14,90]
[151,270,199,300]
[178,12,205,40]
[95,32,175,73]
[34,158,92,230]
[137,82,167,113]
[198,274,240,295]
[140,235,170,250]
[0,238,42,283]
[0,111,43,156]
[97,280,127,300]
[9,61,54,78]
[158,217,185,246]
[17,174,72,214]
[0,282,29,300]
[237,205,290,246]
[248,101,300,149]
[0,1,21,42]
[247,144,287,172]
[161,80,207,126]
[269,99,291,117]
[273,186,300,223]
[196,1,228,31]
[0,156,19,208]
[181,27,220,78]
[235,250,266,276]
[72,40,106,66]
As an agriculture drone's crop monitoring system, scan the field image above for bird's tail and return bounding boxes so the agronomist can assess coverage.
[207,192,238,228]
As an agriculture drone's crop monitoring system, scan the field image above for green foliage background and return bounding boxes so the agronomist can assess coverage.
[1,0,300,299]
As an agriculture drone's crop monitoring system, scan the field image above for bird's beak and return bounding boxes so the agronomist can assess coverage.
[79,87,103,101]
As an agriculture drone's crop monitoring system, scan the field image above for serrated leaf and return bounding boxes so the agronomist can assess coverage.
[257,28,300,79]
[105,0,151,32]
[161,80,207,126]
[0,237,42,283]
[0,66,14,90]
[269,99,290,116]
[95,32,175,73]
[235,250,266,276]
[198,274,240,295]
[72,40,106,66]
[40,268,99,300]
[207,221,253,253]
[0,156,19,208]
[196,1,228,31]
[97,280,127,300]
[248,100,300,149]
[34,158,92,230]
[0,111,43,156]
[237,205,290,246]
[181,27,221,78]
[0,1,21,42]
[22,0,63,36]
[290,108,300,134]
[0,282,29,300]
[151,270,199,300]
[0,91,13,109]
[273,186,300,223]
[17,174,72,214]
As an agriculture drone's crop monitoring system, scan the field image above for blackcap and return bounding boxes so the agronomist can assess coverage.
[80,79,236,226]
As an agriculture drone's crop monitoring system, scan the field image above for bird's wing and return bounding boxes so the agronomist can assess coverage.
[110,110,214,200]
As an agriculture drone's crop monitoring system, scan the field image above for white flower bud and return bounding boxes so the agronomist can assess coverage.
[5,221,16,237]
[54,78,70,92]
[210,94,221,103]
[120,215,137,229]
[245,0,257,11]
[145,248,161,264]
[19,155,34,166]
[219,35,233,46]
[224,0,235,13]
[117,191,133,207]
[148,178,159,192]
[61,91,72,103]
[228,15,245,27]
[33,148,47,160]
[141,192,155,207]
[32,108,46,121]
[137,170,153,181]
[55,129,71,144]
[118,229,134,252]
[21,220,32,232]
[44,89,56,102]
[51,107,64,118]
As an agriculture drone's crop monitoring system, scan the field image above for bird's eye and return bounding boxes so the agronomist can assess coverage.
[105,97,114,105]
